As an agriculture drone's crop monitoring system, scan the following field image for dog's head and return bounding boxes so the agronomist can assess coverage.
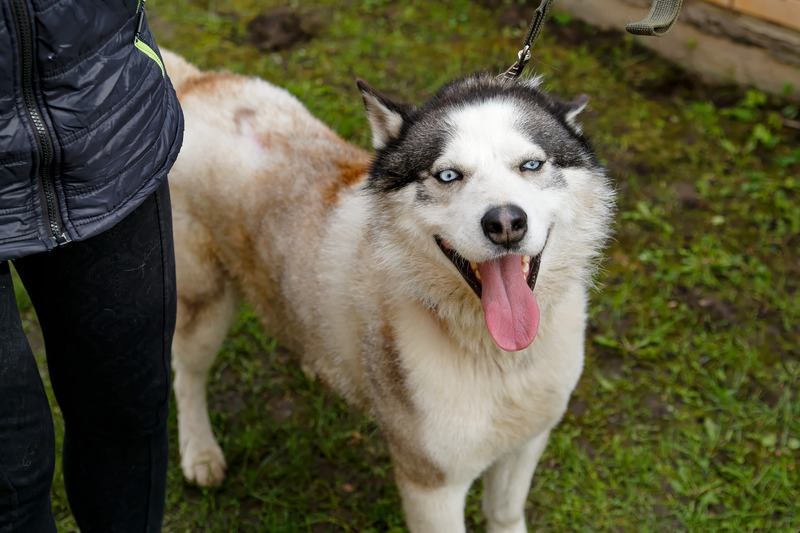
[358,74,613,352]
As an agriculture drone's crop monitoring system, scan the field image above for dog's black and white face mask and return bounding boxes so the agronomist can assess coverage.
[359,75,606,351]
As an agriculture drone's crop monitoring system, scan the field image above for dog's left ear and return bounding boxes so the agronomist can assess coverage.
[562,94,590,134]
[357,79,416,151]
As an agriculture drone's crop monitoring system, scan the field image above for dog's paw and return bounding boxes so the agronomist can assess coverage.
[487,519,527,533]
[181,443,227,487]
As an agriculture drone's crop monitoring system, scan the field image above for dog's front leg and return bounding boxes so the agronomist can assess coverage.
[395,471,472,533]
[481,430,551,533]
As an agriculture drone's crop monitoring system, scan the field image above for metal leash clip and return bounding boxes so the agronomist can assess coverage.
[498,0,554,81]
[498,45,532,81]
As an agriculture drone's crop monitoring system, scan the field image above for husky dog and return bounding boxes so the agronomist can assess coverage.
[164,49,614,532]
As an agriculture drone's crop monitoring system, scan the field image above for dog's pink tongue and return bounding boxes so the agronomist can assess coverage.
[478,255,540,352]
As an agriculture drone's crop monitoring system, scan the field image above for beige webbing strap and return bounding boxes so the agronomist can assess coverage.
[626,0,684,36]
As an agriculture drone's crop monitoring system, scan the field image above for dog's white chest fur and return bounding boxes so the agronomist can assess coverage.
[391,285,586,475]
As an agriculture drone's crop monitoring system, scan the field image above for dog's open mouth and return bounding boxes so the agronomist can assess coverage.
[435,237,542,299]
[435,236,543,352]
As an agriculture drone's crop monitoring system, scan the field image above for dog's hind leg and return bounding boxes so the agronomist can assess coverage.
[172,284,235,487]
[481,430,551,533]
[172,233,237,487]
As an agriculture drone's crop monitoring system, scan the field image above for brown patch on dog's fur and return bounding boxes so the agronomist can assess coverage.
[175,71,241,100]
[224,224,260,275]
[376,321,415,410]
[177,293,220,337]
[367,317,446,489]
[387,429,447,489]
[233,107,257,133]
[253,131,293,154]
[321,155,370,205]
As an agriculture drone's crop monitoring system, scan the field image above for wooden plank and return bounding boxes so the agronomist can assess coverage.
[731,0,800,31]
[704,0,733,7]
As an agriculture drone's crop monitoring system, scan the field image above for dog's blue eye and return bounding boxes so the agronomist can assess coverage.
[521,160,544,171]
[437,169,462,183]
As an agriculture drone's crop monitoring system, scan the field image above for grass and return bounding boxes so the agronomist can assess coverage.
[12,0,799,530]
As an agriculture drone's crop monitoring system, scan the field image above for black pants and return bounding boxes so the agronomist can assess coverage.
[0,181,176,532]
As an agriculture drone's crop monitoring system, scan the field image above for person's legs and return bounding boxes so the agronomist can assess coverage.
[0,261,58,533]
[14,180,176,532]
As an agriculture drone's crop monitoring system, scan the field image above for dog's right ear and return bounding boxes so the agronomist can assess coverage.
[357,79,415,151]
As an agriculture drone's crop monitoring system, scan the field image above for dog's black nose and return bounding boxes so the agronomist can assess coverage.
[481,205,527,248]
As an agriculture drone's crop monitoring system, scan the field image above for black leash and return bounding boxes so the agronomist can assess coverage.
[498,0,685,81]
[497,0,554,81]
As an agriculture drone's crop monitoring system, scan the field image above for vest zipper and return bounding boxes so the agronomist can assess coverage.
[10,0,70,247]
[134,0,165,77]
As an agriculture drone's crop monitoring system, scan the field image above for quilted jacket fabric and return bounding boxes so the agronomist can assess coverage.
[0,0,183,260]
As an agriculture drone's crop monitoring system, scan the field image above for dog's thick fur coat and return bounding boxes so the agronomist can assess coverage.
[165,50,614,532]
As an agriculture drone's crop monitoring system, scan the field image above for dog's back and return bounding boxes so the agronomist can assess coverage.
[166,50,371,353]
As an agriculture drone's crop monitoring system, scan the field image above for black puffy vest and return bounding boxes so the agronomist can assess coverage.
[0,0,183,260]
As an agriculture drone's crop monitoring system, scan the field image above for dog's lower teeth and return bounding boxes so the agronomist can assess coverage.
[470,262,481,281]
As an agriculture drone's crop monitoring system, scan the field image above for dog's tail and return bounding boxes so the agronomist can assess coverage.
[161,49,202,93]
